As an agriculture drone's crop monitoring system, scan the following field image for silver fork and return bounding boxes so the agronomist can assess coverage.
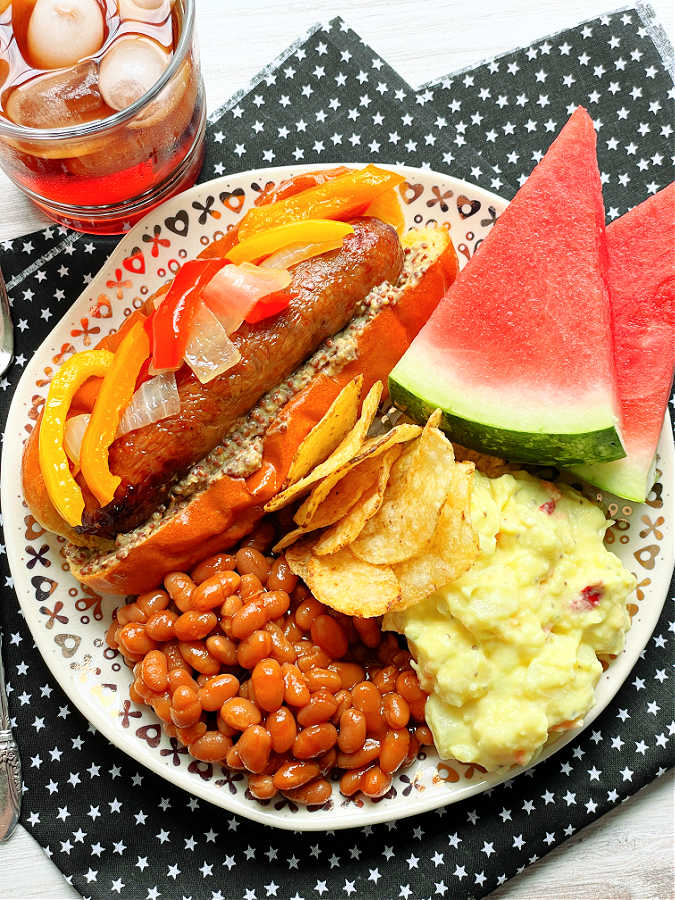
[0,628,21,841]
[0,261,19,839]
[0,266,13,375]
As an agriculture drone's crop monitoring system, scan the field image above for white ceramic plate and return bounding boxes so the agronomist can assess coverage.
[2,164,673,830]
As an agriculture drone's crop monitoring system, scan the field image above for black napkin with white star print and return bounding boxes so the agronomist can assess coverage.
[0,12,673,900]
[198,19,513,192]
[418,2,674,214]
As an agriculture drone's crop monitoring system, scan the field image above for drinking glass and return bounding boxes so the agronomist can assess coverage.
[0,0,205,234]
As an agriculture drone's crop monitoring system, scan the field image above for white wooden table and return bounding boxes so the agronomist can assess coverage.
[0,1,673,896]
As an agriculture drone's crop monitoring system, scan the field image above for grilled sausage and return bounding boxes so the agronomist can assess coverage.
[77,217,403,538]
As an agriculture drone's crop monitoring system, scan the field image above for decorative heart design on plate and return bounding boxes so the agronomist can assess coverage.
[24,514,46,541]
[91,294,112,319]
[220,188,245,214]
[31,574,56,603]
[457,195,481,218]
[164,210,189,236]
[54,633,81,658]
[400,182,424,204]
[136,724,162,748]
[122,248,145,274]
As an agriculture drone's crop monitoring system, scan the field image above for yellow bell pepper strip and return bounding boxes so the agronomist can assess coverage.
[236,165,405,240]
[226,220,354,265]
[70,310,149,413]
[80,320,150,508]
[39,349,114,527]
[364,186,406,235]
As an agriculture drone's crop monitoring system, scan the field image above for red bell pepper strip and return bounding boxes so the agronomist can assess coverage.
[151,259,227,371]
[245,290,297,324]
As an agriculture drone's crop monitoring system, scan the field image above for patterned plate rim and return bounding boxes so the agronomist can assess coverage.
[2,163,673,831]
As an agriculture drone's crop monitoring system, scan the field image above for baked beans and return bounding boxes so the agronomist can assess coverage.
[106,530,431,806]
[191,570,241,610]
[266,707,297,753]
[191,554,237,585]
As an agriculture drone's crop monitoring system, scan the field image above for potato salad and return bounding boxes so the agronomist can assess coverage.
[385,470,636,771]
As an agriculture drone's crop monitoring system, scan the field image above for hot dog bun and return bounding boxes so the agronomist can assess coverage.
[23,226,458,595]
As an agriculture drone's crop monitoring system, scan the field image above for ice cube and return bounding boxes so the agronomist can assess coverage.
[98,35,170,112]
[27,0,104,69]
[118,0,171,24]
[127,54,194,130]
[5,61,108,128]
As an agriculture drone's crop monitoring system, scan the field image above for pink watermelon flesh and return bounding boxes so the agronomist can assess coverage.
[570,183,675,500]
[389,107,624,466]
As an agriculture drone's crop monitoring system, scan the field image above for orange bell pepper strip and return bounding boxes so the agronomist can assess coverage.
[70,310,149,413]
[364,186,406,235]
[254,166,353,206]
[198,169,358,261]
[236,165,405,240]
[80,320,150,507]
[39,349,115,527]
[226,220,354,265]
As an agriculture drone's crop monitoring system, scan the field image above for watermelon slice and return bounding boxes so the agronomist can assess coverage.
[389,107,625,466]
[570,184,675,501]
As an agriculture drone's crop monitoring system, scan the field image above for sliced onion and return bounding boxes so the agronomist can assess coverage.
[117,372,180,436]
[64,413,91,470]
[259,238,345,271]
[184,301,241,384]
[201,262,291,334]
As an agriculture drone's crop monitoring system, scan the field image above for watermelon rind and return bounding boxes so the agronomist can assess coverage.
[389,378,626,467]
[569,453,657,503]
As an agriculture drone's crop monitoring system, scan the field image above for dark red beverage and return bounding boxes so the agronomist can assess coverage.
[0,0,205,233]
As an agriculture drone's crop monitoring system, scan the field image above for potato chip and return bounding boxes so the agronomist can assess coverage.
[286,375,363,484]
[313,445,401,556]
[391,461,478,610]
[426,407,442,429]
[306,546,401,616]
[293,423,420,527]
[350,420,457,565]
[452,442,514,478]
[264,381,383,512]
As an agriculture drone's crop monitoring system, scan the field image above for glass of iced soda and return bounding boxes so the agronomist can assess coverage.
[0,0,205,234]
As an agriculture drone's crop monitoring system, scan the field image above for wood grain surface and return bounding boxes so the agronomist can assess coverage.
[0,1,673,897]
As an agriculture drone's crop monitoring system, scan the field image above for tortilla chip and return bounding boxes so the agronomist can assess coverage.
[293,423,420,526]
[273,526,317,553]
[273,458,376,552]
[265,381,383,512]
[312,445,401,556]
[306,546,401,616]
[350,421,457,565]
[391,461,478,610]
[285,540,313,583]
[286,375,363,484]
[296,453,382,528]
